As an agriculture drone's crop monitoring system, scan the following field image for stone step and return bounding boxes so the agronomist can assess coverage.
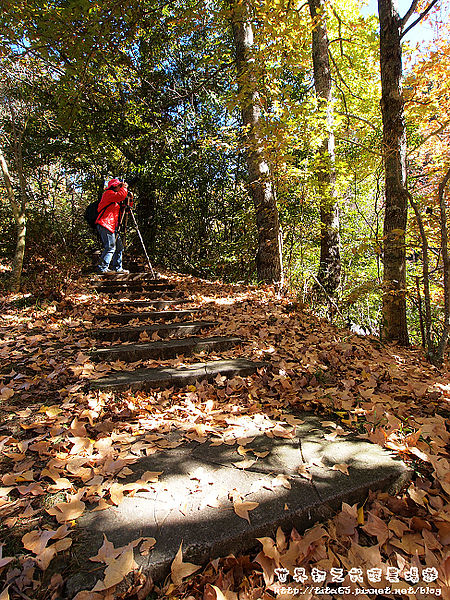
[96,273,165,282]
[93,320,218,342]
[92,281,176,291]
[89,358,267,392]
[104,299,192,310]
[64,414,411,598]
[92,335,242,362]
[100,290,185,300]
[96,309,201,324]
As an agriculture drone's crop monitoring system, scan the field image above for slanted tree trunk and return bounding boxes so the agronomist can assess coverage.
[0,149,27,293]
[308,0,341,296]
[229,0,283,284]
[378,0,409,344]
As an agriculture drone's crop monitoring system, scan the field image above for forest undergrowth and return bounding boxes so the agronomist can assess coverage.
[1,268,450,600]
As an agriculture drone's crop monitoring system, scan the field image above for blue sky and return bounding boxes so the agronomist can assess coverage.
[361,0,444,46]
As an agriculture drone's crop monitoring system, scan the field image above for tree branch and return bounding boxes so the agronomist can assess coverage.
[335,110,379,131]
[401,0,439,39]
[401,0,421,29]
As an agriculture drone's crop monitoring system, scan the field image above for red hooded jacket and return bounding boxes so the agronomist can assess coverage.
[95,186,130,233]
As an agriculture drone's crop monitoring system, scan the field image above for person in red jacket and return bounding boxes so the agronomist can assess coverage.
[95,178,133,274]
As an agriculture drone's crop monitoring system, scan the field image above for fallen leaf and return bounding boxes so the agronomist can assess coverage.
[22,529,56,555]
[47,498,85,523]
[171,542,201,586]
[92,544,137,591]
[233,501,259,523]
[297,465,312,480]
[332,463,349,475]
[0,586,10,600]
[140,538,156,556]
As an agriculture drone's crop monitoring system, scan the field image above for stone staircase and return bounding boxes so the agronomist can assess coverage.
[89,271,267,392]
[62,269,413,598]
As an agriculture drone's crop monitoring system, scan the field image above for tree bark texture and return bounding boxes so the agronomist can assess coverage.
[308,0,341,296]
[378,0,409,344]
[229,0,283,284]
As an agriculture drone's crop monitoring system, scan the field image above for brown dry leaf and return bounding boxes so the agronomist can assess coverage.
[91,498,112,512]
[438,556,450,592]
[389,533,425,555]
[170,542,201,586]
[90,535,117,563]
[422,528,442,550]
[272,474,291,489]
[232,458,256,470]
[267,424,294,439]
[237,445,249,456]
[0,545,14,570]
[48,477,73,492]
[297,465,312,480]
[92,544,137,592]
[255,552,275,586]
[334,503,358,536]
[436,521,450,545]
[388,517,409,537]
[0,388,14,401]
[211,585,238,600]
[72,592,106,600]
[34,538,72,570]
[257,537,279,561]
[0,586,10,600]
[109,483,125,506]
[47,497,85,523]
[407,484,428,506]
[22,529,56,555]
[140,538,156,556]
[361,512,389,544]
[233,501,259,523]
[331,463,349,475]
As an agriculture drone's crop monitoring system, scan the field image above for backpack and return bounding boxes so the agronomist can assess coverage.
[84,200,114,232]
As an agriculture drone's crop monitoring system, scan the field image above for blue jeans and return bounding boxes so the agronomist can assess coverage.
[97,225,124,272]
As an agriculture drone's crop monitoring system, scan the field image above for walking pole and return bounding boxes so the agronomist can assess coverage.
[128,207,157,278]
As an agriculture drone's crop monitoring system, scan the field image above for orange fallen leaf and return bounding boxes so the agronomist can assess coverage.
[140,538,156,556]
[297,465,312,480]
[170,542,201,585]
[232,458,256,469]
[233,501,259,523]
[46,497,85,523]
[92,544,137,592]
[332,463,349,475]
[0,585,10,600]
[22,529,56,555]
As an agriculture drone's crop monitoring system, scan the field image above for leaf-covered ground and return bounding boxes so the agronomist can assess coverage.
[1,272,450,600]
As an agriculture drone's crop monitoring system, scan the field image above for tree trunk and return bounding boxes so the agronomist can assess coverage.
[378,0,409,344]
[229,0,283,284]
[308,0,341,296]
[0,149,26,293]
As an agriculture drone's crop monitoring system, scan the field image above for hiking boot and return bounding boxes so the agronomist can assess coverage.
[95,268,114,275]
[114,268,130,274]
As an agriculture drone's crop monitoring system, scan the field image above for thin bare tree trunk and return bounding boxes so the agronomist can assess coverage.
[0,149,26,293]
[308,0,341,295]
[409,168,450,366]
[409,192,433,351]
[434,168,450,363]
[229,0,283,284]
